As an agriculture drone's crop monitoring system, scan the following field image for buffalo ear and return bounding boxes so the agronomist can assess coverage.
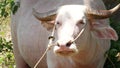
[86,4,120,41]
[91,20,118,41]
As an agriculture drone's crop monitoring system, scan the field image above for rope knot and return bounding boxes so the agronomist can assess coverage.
[48,36,55,41]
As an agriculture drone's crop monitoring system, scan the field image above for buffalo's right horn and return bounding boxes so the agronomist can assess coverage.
[85,3,120,19]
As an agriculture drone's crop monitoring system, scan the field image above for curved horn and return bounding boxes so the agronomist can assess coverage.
[86,3,120,19]
[32,8,57,21]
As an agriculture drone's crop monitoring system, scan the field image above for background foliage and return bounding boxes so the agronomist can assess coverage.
[0,0,15,68]
[0,0,120,68]
[103,0,120,68]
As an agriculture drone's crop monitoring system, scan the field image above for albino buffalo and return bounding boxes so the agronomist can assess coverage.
[11,0,119,68]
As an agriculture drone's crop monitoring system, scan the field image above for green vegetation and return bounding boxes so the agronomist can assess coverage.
[0,0,16,68]
[103,0,120,67]
[0,37,14,68]
[0,0,120,68]
[104,20,120,68]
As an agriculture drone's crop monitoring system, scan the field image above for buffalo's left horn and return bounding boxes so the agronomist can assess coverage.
[86,3,120,19]
[32,8,57,21]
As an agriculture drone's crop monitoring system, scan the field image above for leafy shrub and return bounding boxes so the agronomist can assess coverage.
[0,37,15,68]
[0,0,19,18]
[104,20,120,68]
[103,0,120,68]
[0,0,16,68]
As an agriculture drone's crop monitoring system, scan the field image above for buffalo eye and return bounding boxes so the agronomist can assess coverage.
[77,20,84,26]
[78,20,84,24]
[57,21,60,25]
[55,21,61,29]
[56,21,62,26]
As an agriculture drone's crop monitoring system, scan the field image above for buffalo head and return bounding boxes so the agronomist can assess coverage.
[33,4,119,57]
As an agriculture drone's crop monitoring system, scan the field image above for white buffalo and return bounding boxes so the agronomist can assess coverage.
[11,0,119,68]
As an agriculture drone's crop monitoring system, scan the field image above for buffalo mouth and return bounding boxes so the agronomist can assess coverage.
[55,49,77,57]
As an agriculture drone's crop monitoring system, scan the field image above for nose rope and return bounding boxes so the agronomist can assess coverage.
[33,23,86,68]
[72,23,87,43]
[33,23,56,68]
[34,21,115,68]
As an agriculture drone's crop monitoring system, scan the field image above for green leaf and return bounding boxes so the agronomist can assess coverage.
[12,4,19,14]
[1,8,5,17]
[11,1,19,14]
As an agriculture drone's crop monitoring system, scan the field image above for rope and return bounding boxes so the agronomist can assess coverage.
[33,24,56,68]
[33,20,115,68]
[105,54,116,68]
[72,22,116,68]
[72,23,87,42]
[33,46,50,68]
[96,40,116,68]
[73,28,85,42]
[33,22,86,68]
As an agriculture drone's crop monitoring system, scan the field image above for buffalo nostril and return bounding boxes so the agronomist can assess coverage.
[57,43,60,47]
[66,41,73,47]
